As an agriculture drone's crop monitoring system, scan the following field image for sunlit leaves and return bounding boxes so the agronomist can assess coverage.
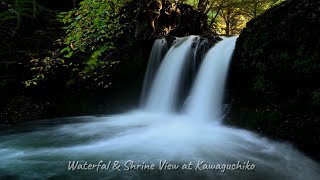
[59,0,128,60]
[26,0,128,88]
[185,0,284,35]
[24,56,66,87]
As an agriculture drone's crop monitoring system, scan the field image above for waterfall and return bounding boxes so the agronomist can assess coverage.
[185,36,238,122]
[192,37,209,77]
[144,35,198,112]
[140,38,168,105]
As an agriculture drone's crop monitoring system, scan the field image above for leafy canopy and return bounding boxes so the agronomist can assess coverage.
[59,0,128,59]
[26,0,128,87]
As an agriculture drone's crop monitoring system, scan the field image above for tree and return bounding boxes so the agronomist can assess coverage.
[219,0,245,35]
[198,0,209,13]
[185,0,284,35]
[1,0,37,37]
[0,0,62,88]
[240,0,283,19]
[25,0,129,88]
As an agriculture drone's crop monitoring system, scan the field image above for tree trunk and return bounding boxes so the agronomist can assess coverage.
[33,0,36,19]
[209,0,225,25]
[253,1,258,18]
[12,0,21,37]
[225,9,231,35]
[225,21,230,35]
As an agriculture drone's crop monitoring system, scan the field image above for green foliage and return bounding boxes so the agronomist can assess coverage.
[58,0,127,60]
[0,0,40,37]
[253,75,273,94]
[235,0,320,76]
[0,0,34,19]
[239,0,283,19]
[1,0,61,88]
[311,90,320,105]
[26,0,128,88]
[185,0,284,35]
[24,54,67,87]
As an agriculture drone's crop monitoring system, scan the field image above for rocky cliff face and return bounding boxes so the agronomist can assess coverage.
[229,0,320,159]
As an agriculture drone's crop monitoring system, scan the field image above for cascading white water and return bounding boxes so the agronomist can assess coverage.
[0,36,319,180]
[185,36,238,122]
[192,38,208,77]
[144,36,198,112]
[140,38,168,105]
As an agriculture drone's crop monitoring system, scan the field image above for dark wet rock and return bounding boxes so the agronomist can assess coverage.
[229,0,320,160]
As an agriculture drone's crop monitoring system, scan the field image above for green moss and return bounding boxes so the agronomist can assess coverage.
[253,75,273,94]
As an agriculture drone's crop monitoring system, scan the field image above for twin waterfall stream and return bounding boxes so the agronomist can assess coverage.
[0,36,319,179]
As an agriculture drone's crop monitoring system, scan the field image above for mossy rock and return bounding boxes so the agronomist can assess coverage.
[229,0,320,159]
